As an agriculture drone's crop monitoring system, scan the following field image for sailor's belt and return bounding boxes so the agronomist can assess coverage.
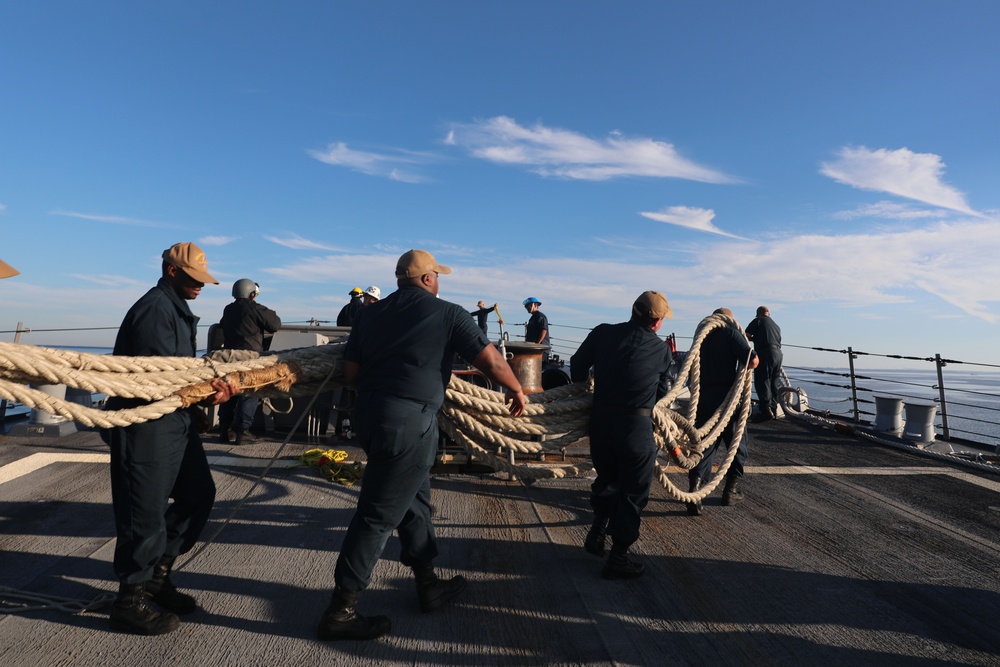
[594,405,652,417]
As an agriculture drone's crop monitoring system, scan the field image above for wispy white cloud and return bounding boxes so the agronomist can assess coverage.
[833,200,950,221]
[307,142,431,183]
[447,116,737,183]
[70,273,149,289]
[0,204,6,214]
[253,215,1000,326]
[264,253,398,284]
[820,146,978,215]
[639,206,747,239]
[264,233,341,251]
[199,236,237,246]
[50,209,174,228]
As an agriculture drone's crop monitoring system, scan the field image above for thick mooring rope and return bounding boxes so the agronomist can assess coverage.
[0,315,754,495]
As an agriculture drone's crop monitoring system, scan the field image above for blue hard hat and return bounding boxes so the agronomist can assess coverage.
[522,297,541,306]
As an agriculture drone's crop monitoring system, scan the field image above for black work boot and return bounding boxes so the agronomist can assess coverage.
[412,562,468,613]
[109,582,180,635]
[234,429,261,446]
[146,555,197,615]
[686,477,703,516]
[751,408,774,424]
[583,515,609,557]
[601,543,645,580]
[317,587,392,641]
[722,476,744,506]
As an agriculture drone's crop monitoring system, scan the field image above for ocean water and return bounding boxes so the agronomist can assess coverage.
[784,367,1000,445]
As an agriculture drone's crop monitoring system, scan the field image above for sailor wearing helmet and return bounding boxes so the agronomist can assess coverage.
[337,287,365,327]
[362,285,380,306]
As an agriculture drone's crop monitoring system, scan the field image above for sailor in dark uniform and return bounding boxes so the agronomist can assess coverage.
[105,242,234,635]
[686,308,759,515]
[317,249,527,641]
[570,291,673,579]
[745,305,783,422]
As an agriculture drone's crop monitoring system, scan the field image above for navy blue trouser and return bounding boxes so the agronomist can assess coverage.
[690,419,749,483]
[754,350,784,415]
[588,412,656,548]
[334,397,439,592]
[218,395,258,432]
[108,410,216,583]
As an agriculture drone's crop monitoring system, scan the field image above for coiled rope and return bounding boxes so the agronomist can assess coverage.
[0,314,753,495]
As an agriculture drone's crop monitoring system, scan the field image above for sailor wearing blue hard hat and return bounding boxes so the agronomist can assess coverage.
[522,296,550,357]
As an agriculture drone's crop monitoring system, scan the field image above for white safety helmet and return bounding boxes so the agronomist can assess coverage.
[363,285,381,301]
[232,278,259,299]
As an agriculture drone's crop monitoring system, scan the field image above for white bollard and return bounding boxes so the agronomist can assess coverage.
[902,399,937,443]
[872,395,904,435]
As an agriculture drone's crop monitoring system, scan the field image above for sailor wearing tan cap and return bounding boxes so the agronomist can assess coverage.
[317,249,527,641]
[103,242,235,636]
[570,291,674,580]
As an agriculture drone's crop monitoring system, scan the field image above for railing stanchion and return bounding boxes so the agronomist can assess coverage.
[935,353,950,441]
[847,347,860,424]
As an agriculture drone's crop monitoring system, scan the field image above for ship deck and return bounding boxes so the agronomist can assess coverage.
[2,416,999,666]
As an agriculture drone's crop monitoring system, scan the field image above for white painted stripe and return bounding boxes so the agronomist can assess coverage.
[0,453,108,485]
[0,452,302,486]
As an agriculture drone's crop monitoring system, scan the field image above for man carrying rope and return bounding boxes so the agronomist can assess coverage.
[104,242,235,635]
[317,249,527,641]
[570,291,673,580]
[686,308,759,515]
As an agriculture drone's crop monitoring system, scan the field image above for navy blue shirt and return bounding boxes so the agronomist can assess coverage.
[344,285,489,411]
[570,322,672,410]
[337,296,363,327]
[526,310,549,347]
[221,298,281,352]
[745,316,781,358]
[107,278,198,410]
[697,327,755,423]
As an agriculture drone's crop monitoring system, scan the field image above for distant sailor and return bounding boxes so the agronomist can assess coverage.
[470,300,499,336]
[745,305,783,423]
[317,249,527,641]
[362,285,380,305]
[104,242,235,635]
[217,279,281,445]
[337,287,364,326]
[523,297,550,358]
[570,291,673,579]
[686,308,759,515]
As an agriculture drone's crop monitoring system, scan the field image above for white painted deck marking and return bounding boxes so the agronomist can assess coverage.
[0,453,996,493]
[0,452,301,486]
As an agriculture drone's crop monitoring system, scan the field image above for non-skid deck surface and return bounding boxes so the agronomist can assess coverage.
[1,418,999,666]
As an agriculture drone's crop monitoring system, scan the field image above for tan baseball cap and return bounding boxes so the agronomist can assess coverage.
[162,242,219,284]
[632,290,673,319]
[395,249,452,279]
[0,258,18,279]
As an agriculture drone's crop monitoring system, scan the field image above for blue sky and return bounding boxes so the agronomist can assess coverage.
[2,2,999,370]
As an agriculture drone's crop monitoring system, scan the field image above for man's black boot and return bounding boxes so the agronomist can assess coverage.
[146,555,197,615]
[583,515,609,557]
[109,582,180,635]
[413,562,467,613]
[234,429,261,446]
[317,587,391,641]
[722,475,744,506]
[686,477,703,516]
[218,417,232,443]
[751,409,773,424]
[601,543,645,580]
